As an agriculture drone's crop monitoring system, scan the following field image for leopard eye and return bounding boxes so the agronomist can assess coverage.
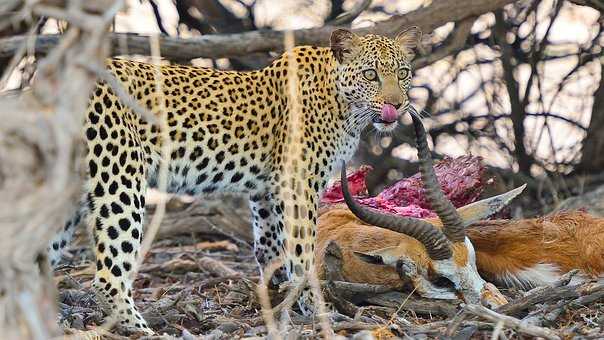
[397,67,410,79]
[363,69,378,81]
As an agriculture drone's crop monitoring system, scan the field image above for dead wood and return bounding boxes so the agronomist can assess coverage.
[555,183,604,217]
[196,256,242,277]
[442,278,604,339]
[141,258,201,274]
[496,284,589,317]
[152,196,254,244]
[324,280,360,317]
[365,292,460,317]
[149,240,239,254]
[140,256,242,278]
[0,0,518,64]
[197,275,255,291]
[464,303,562,340]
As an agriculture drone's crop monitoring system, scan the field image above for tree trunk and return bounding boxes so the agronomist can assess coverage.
[577,63,604,174]
[494,10,532,175]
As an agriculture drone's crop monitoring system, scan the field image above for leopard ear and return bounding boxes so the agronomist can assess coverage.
[330,29,362,64]
[395,26,422,59]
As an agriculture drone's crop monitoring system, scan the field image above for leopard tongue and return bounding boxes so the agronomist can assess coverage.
[381,104,398,123]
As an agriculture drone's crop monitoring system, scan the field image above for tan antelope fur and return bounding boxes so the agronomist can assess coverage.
[316,203,604,297]
[316,185,524,306]
[467,212,604,288]
[316,114,604,307]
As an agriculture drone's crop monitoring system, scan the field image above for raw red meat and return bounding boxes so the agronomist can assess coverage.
[321,155,488,219]
[322,165,372,204]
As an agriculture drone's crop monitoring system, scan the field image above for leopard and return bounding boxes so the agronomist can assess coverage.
[47,27,422,334]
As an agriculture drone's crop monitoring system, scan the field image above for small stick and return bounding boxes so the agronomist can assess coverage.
[323,280,359,317]
[149,240,239,254]
[196,256,241,277]
[0,19,42,90]
[445,310,469,336]
[553,269,579,287]
[491,320,504,340]
[272,275,308,315]
[134,34,168,276]
[464,303,561,340]
[256,259,284,340]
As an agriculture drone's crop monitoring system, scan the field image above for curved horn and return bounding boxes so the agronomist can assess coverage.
[411,114,466,243]
[340,161,452,260]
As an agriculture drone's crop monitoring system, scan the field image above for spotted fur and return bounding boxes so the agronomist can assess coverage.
[48,28,421,333]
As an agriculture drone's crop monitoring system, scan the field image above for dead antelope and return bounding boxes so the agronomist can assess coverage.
[316,114,604,307]
[466,211,604,288]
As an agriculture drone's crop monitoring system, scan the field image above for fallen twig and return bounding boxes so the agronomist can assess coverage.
[196,256,242,277]
[464,303,561,340]
[272,276,308,315]
[150,240,239,254]
[140,256,241,277]
[324,280,359,317]
[498,279,604,317]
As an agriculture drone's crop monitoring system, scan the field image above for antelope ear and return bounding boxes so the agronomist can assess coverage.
[354,246,401,266]
[456,183,527,226]
[395,26,422,59]
[330,29,362,64]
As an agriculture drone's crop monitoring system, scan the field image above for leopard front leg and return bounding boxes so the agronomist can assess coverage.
[250,193,288,286]
[268,183,321,315]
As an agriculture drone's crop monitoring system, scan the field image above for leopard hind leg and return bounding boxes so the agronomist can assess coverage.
[48,198,89,268]
[89,162,153,334]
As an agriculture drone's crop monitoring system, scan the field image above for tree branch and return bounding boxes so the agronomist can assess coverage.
[148,0,169,36]
[576,60,604,174]
[418,16,476,68]
[494,9,532,174]
[327,0,372,26]
[326,0,345,22]
[0,0,519,62]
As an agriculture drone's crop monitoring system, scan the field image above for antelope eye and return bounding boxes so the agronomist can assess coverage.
[363,69,378,81]
[397,67,410,79]
[432,276,455,289]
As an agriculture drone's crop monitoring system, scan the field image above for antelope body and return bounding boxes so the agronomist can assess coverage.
[316,204,604,291]
[317,114,604,307]
[469,211,604,287]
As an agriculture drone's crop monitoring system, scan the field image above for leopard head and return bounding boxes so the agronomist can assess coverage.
[330,27,421,132]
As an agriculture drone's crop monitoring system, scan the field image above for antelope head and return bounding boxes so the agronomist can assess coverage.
[340,114,511,308]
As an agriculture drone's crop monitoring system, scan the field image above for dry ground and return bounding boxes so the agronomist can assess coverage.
[54,196,604,340]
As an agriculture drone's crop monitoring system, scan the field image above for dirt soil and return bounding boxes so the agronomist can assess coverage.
[54,199,604,339]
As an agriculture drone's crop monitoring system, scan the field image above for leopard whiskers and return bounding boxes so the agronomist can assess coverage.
[407,105,431,119]
[343,105,373,136]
